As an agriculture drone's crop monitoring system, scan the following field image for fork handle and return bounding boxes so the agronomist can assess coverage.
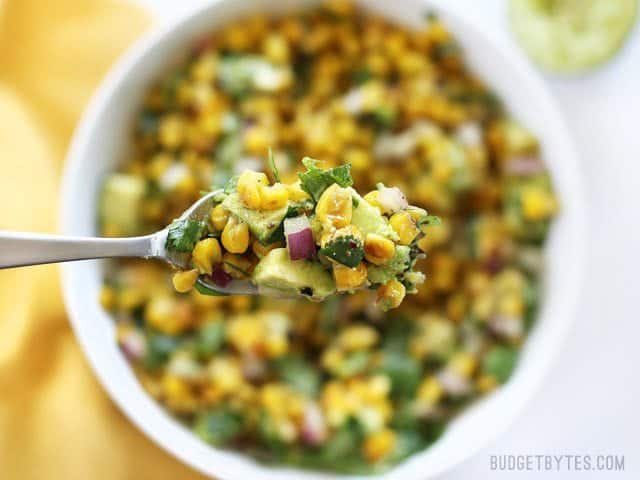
[0,231,157,268]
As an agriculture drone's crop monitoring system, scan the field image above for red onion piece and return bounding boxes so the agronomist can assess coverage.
[376,185,408,213]
[119,329,147,361]
[211,266,232,287]
[284,215,316,260]
[301,403,328,446]
[505,156,545,176]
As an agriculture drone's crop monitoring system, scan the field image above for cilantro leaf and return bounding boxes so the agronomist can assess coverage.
[267,147,281,183]
[223,175,239,194]
[298,157,353,201]
[166,219,205,252]
[417,215,441,228]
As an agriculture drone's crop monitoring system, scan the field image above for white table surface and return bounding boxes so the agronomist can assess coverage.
[135,1,640,478]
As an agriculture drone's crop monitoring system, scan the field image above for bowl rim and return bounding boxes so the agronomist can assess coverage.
[59,1,587,479]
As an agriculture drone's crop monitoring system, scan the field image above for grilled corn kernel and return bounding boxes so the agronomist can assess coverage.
[363,429,396,463]
[364,233,395,265]
[172,269,199,293]
[476,374,498,393]
[210,204,230,231]
[417,376,444,405]
[238,170,268,209]
[377,279,406,311]
[222,253,253,279]
[158,115,185,150]
[252,240,279,258]
[333,262,368,291]
[522,187,554,221]
[316,183,353,228]
[263,33,290,64]
[260,183,289,210]
[145,296,181,335]
[389,211,419,245]
[339,325,379,351]
[449,352,477,378]
[287,181,311,201]
[99,285,116,310]
[192,238,222,274]
[221,216,250,254]
[363,190,383,213]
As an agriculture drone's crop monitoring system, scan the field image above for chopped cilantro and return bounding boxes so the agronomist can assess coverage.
[166,219,205,252]
[298,157,353,201]
[267,147,281,183]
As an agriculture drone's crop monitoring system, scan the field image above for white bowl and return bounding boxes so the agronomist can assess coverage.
[60,0,587,478]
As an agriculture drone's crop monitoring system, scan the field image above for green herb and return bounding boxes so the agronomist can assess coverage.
[194,281,229,296]
[319,234,364,268]
[482,346,518,383]
[417,214,441,229]
[274,355,320,396]
[195,321,226,358]
[166,219,205,252]
[267,147,281,183]
[223,175,239,194]
[298,157,353,201]
[223,261,251,278]
[351,195,359,207]
[337,350,370,378]
[194,408,244,446]
[377,350,422,398]
[361,107,397,131]
[143,334,179,369]
[351,67,373,85]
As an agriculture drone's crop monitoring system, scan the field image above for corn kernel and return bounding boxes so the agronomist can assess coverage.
[344,148,371,172]
[364,233,395,265]
[316,183,353,228]
[172,269,199,293]
[522,187,554,221]
[417,376,443,405]
[210,204,230,231]
[363,429,396,463]
[449,352,477,378]
[145,296,184,335]
[286,181,311,201]
[363,190,383,213]
[376,279,406,311]
[221,216,250,254]
[190,52,217,82]
[339,325,379,351]
[238,170,268,210]
[476,374,498,393]
[333,262,368,291]
[158,115,185,150]
[260,183,289,210]
[192,238,222,274]
[263,33,290,64]
[389,211,419,245]
[244,126,275,155]
[99,286,116,310]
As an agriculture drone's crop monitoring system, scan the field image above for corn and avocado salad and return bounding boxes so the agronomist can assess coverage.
[99,1,558,474]
[166,157,438,308]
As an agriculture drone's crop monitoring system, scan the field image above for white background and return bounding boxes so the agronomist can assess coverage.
[135,0,640,478]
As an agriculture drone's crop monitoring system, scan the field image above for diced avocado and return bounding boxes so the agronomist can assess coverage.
[367,245,411,285]
[253,248,335,300]
[100,174,146,236]
[350,189,399,241]
[222,192,288,243]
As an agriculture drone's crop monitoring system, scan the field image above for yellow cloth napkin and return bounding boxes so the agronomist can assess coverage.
[0,1,205,477]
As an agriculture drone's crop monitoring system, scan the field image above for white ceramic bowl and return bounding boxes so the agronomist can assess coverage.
[60,1,587,478]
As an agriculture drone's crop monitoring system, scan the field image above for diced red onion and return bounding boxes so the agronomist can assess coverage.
[505,156,545,176]
[241,353,267,381]
[284,215,316,260]
[119,329,147,361]
[488,315,524,340]
[437,369,471,396]
[377,185,408,213]
[301,403,328,446]
[211,266,232,287]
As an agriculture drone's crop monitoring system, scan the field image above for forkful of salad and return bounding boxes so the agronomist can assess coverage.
[0,155,438,311]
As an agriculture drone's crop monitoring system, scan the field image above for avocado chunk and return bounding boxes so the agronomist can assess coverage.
[222,192,288,243]
[367,245,411,285]
[100,173,146,236]
[350,189,399,241]
[253,248,335,300]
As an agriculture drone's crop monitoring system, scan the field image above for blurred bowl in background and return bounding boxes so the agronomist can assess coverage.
[60,0,587,478]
